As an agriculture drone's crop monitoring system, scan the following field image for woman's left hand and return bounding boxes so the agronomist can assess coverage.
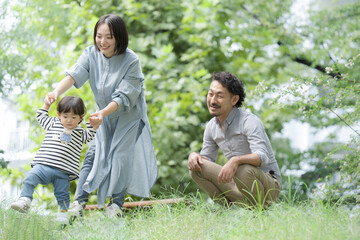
[89,112,104,130]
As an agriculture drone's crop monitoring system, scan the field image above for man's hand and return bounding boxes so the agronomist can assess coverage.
[218,158,238,184]
[89,112,104,130]
[188,152,206,172]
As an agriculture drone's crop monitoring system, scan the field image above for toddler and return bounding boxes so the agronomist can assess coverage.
[11,96,97,226]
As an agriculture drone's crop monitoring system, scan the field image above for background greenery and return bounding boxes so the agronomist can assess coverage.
[0,0,359,207]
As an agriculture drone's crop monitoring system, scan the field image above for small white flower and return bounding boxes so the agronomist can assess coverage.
[325,67,333,73]
[345,60,354,68]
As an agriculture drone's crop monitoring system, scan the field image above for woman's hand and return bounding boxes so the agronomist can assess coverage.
[89,112,104,130]
[89,101,118,130]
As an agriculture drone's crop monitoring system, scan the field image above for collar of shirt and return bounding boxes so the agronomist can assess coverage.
[215,107,239,130]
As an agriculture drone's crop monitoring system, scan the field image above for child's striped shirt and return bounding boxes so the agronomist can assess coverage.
[32,109,96,180]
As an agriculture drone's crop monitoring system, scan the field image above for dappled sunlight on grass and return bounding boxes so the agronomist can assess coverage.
[65,210,128,240]
[1,197,360,240]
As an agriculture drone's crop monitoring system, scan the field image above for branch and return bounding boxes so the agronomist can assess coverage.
[239,4,356,80]
[240,4,262,25]
[294,56,328,74]
[73,0,81,6]
[276,40,340,78]
[326,12,360,23]
[326,107,360,137]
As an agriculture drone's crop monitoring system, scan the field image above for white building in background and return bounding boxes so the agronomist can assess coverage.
[0,98,35,200]
[0,98,35,167]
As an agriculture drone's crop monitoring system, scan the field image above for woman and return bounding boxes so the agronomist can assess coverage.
[46,14,158,217]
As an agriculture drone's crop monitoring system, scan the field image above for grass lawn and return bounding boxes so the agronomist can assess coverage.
[1,196,359,240]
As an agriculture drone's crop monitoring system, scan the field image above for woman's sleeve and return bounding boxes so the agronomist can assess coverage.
[111,58,143,114]
[66,47,90,89]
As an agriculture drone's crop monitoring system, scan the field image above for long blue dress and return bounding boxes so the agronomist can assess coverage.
[67,45,158,207]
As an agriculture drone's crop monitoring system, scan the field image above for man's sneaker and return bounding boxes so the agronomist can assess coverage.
[10,197,31,213]
[68,201,84,217]
[57,211,69,229]
[104,203,123,218]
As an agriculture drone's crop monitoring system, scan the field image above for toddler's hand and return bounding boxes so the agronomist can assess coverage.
[89,112,103,130]
[45,92,58,105]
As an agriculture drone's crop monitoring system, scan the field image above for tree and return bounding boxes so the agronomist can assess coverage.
[0,150,9,169]
[1,0,359,203]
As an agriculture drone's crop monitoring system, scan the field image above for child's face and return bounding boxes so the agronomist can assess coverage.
[57,111,83,130]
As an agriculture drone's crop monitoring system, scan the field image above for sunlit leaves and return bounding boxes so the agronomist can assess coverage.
[2,0,360,200]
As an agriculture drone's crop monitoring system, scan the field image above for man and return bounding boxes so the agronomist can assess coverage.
[188,72,281,208]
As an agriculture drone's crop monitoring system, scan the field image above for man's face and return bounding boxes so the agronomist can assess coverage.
[207,80,239,121]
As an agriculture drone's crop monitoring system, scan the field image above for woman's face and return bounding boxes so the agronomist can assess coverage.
[95,23,116,58]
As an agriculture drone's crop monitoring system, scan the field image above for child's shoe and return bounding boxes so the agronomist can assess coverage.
[104,203,123,218]
[10,197,31,213]
[57,211,69,229]
[68,201,84,217]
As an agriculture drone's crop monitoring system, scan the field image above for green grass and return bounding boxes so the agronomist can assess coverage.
[0,199,63,240]
[1,196,359,240]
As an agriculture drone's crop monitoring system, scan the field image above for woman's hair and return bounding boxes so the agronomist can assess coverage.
[212,72,246,107]
[94,14,129,55]
[57,96,85,116]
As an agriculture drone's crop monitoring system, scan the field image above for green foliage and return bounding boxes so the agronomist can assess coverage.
[1,201,63,239]
[0,150,9,169]
[319,136,360,205]
[1,0,360,205]
[269,53,360,204]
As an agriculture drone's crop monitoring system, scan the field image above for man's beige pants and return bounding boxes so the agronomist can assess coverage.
[190,160,281,207]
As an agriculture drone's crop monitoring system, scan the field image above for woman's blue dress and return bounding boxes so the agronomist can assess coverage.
[67,46,158,207]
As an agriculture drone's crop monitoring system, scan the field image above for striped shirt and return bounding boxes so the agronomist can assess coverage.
[32,109,97,181]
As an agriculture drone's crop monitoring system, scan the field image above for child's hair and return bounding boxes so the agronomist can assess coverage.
[57,96,85,116]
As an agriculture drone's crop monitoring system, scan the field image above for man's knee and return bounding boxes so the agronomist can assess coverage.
[236,164,258,179]
[189,161,215,180]
[233,164,262,194]
[189,169,202,180]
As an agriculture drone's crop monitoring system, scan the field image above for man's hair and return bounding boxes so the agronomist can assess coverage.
[57,96,85,116]
[94,14,129,55]
[212,72,246,107]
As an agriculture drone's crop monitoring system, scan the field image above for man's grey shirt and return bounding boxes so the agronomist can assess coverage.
[200,107,281,183]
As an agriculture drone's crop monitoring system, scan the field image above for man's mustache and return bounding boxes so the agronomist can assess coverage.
[210,104,220,108]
